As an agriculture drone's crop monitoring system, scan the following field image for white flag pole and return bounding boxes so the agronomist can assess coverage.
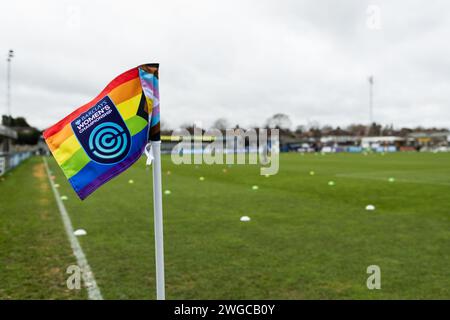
[151,140,165,300]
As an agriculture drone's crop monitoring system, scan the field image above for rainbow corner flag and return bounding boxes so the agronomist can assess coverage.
[44,64,160,200]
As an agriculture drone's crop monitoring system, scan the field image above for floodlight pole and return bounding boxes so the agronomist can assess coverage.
[369,75,374,126]
[6,49,14,125]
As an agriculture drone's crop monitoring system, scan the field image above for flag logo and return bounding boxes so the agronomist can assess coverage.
[70,96,131,164]
[88,122,129,162]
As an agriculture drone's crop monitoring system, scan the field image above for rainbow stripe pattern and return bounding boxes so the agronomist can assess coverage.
[44,64,160,200]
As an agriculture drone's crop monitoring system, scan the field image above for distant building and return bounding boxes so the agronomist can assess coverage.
[320,135,361,152]
[408,132,450,150]
[361,136,405,152]
[0,125,18,176]
[0,124,17,154]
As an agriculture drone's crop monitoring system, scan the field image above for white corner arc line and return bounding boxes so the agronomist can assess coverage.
[43,157,103,300]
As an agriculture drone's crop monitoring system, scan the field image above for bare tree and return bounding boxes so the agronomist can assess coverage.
[295,125,305,134]
[212,118,230,131]
[266,113,292,130]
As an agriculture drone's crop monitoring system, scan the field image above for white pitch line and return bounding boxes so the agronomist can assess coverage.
[335,172,450,187]
[43,157,103,300]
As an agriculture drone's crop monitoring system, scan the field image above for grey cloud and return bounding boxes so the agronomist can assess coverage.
[0,0,449,130]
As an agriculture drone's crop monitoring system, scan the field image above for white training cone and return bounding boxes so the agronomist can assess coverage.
[164,190,171,195]
[128,179,134,184]
[240,216,251,222]
[61,195,68,201]
[199,176,205,181]
[365,204,376,211]
[74,229,87,236]
[252,185,259,190]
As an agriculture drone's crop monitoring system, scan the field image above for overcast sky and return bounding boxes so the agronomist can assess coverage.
[1,0,450,130]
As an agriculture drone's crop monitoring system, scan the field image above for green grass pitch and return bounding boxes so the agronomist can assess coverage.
[1,152,449,299]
